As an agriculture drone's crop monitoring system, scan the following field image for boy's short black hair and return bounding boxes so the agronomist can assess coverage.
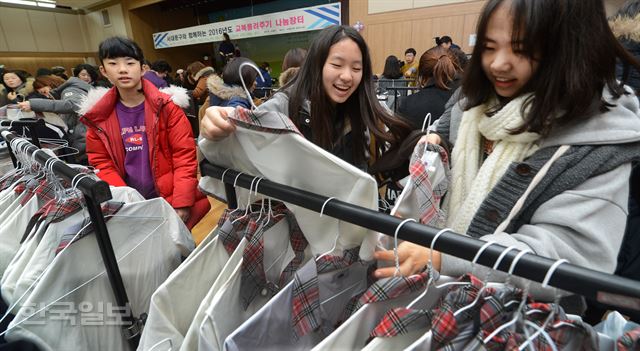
[151,60,172,74]
[222,57,258,87]
[404,48,416,56]
[98,36,144,64]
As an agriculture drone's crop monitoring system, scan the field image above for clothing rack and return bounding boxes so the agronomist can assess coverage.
[1,119,44,167]
[1,131,145,348]
[200,160,640,314]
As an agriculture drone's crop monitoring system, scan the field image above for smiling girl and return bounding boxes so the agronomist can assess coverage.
[373,0,640,300]
[201,25,410,170]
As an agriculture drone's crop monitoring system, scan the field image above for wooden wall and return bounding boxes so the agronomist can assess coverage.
[349,0,486,74]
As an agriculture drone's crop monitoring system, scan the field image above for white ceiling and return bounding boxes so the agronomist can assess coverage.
[56,0,111,10]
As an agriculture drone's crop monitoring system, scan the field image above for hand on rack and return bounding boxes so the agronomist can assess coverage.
[200,106,236,141]
[175,207,191,223]
[373,241,441,278]
[18,101,32,112]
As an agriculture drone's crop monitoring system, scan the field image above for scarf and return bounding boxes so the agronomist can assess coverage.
[446,95,541,234]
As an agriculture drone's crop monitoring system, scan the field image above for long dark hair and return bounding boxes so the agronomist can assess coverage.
[462,0,640,136]
[382,55,402,79]
[284,25,410,164]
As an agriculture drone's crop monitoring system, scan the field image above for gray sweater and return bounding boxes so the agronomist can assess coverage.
[436,87,640,299]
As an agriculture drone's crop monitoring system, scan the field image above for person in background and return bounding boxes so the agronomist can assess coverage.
[51,66,69,80]
[398,46,462,129]
[80,36,210,229]
[152,60,174,86]
[187,61,216,105]
[435,35,461,50]
[73,63,99,86]
[375,0,640,308]
[142,59,169,89]
[0,69,32,106]
[377,55,404,109]
[254,62,272,99]
[35,68,52,77]
[218,33,235,65]
[207,57,258,109]
[19,74,92,164]
[279,47,307,87]
[401,48,418,86]
[449,47,469,70]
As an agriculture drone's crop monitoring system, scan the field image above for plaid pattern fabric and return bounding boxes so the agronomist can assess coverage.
[0,171,25,191]
[230,106,302,135]
[370,274,483,338]
[354,271,432,311]
[240,205,309,309]
[219,209,255,255]
[54,201,125,254]
[22,193,84,243]
[617,327,640,351]
[291,247,361,339]
[19,178,57,206]
[409,142,450,227]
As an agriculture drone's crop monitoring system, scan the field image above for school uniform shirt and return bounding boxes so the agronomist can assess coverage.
[6,187,145,310]
[224,248,372,351]
[0,192,39,279]
[199,106,379,260]
[4,198,195,351]
[311,272,452,351]
[198,212,309,351]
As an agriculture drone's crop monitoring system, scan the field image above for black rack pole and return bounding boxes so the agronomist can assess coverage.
[2,131,143,347]
[201,162,640,312]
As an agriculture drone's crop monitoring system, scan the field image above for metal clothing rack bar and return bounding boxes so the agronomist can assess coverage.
[200,161,640,313]
[1,131,145,347]
[1,119,44,167]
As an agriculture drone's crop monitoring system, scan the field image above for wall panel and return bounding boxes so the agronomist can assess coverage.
[28,10,64,52]
[56,13,89,52]
[0,7,38,52]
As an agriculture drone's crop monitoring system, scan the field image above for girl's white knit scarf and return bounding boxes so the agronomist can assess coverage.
[446,95,541,234]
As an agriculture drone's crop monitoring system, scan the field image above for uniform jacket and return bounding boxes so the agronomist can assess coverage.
[192,67,216,104]
[79,79,199,209]
[206,74,252,109]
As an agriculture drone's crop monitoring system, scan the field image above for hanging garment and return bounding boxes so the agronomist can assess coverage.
[198,211,309,351]
[198,106,379,260]
[4,198,195,351]
[311,271,452,351]
[0,190,40,279]
[223,247,373,351]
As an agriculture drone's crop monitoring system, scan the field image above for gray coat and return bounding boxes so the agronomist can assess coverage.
[436,87,640,300]
[28,77,91,163]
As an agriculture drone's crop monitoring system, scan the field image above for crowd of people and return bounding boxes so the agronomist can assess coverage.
[0,0,639,321]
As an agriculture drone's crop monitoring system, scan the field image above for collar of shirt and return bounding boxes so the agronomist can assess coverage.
[22,192,84,243]
[291,246,363,339]
[54,200,125,254]
[230,106,302,135]
[618,327,640,351]
[354,270,434,311]
[1,171,26,191]
[19,178,56,206]
[409,142,450,227]
[370,273,484,338]
[219,209,256,255]
[240,208,309,309]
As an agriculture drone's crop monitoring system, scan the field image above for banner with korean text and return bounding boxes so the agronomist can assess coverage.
[153,3,341,49]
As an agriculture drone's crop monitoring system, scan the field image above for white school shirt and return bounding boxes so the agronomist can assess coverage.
[136,228,226,351]
[179,237,248,351]
[198,107,379,260]
[5,198,195,351]
[198,217,306,351]
[0,193,39,279]
[0,186,25,226]
[6,187,145,308]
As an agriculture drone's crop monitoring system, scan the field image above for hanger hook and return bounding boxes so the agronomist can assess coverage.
[233,172,244,187]
[472,241,497,267]
[238,61,265,111]
[393,218,417,277]
[484,245,519,283]
[253,177,264,196]
[320,197,336,217]
[427,227,453,273]
[541,258,569,289]
[221,168,232,183]
[421,113,432,132]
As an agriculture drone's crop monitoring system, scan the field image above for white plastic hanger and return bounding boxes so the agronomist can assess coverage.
[238,61,265,111]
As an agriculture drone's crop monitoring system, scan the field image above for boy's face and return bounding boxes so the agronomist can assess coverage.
[100,57,142,91]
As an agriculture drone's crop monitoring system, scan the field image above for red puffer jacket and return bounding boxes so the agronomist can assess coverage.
[80,79,203,212]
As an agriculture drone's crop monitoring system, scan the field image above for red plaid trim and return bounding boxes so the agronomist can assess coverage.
[55,201,125,254]
[22,193,83,243]
[219,210,254,255]
[409,142,450,227]
[20,178,57,206]
[291,246,361,339]
[230,106,302,135]
[355,271,431,311]
[617,327,640,351]
[0,172,25,191]
[13,182,26,195]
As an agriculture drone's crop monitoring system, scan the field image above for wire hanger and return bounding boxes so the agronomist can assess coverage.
[316,197,339,261]
[238,61,265,111]
[392,218,416,277]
